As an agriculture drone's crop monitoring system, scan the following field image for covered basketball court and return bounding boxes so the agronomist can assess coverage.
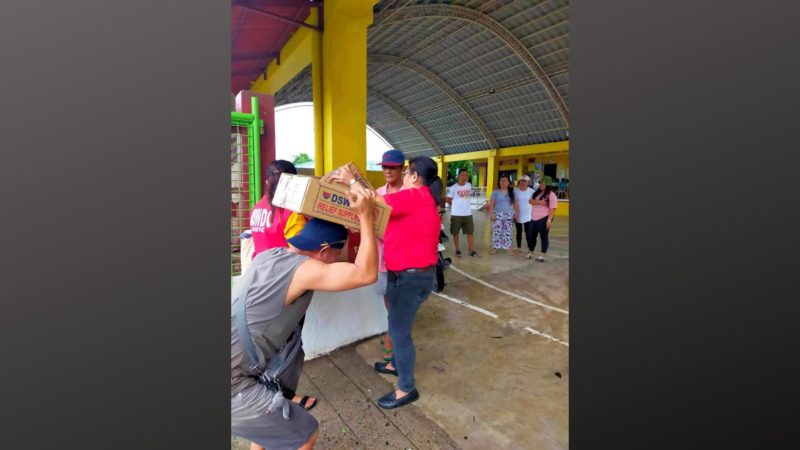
[231,1,569,448]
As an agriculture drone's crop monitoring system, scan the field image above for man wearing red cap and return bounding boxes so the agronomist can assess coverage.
[374,149,405,367]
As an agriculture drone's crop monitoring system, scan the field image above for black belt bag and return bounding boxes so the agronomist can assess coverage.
[234,275,299,420]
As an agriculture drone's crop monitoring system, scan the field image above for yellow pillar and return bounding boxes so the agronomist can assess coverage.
[478,165,486,188]
[321,0,378,173]
[486,153,497,199]
[516,155,526,181]
[311,16,323,177]
[436,156,446,182]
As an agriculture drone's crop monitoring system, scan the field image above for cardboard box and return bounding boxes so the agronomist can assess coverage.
[319,162,375,190]
[272,173,392,238]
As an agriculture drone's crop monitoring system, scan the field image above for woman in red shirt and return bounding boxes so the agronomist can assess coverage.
[334,156,442,410]
[249,160,307,259]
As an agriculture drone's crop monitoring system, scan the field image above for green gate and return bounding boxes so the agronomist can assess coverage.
[231,97,263,277]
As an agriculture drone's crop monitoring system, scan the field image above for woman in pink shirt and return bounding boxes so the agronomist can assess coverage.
[528,175,559,262]
[333,156,442,410]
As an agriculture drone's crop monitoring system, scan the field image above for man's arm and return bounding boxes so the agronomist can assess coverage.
[285,186,378,304]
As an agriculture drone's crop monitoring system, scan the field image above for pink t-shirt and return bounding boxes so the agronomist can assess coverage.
[383,187,440,272]
[531,191,558,221]
[376,183,402,272]
[249,196,295,257]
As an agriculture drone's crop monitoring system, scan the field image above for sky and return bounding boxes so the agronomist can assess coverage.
[274,102,391,170]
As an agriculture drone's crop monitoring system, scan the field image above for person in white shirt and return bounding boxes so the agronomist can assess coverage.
[513,175,536,259]
[446,169,479,257]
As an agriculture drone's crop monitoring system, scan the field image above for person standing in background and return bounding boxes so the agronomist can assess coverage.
[446,168,479,257]
[513,175,536,259]
[529,176,559,262]
[375,149,405,369]
[487,175,516,255]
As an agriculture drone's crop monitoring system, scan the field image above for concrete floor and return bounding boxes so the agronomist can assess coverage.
[233,211,569,449]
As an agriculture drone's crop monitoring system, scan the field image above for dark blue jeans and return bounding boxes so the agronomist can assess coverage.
[531,216,550,253]
[386,269,435,393]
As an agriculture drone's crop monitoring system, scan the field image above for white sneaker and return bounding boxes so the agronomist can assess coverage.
[525,252,533,259]
[536,255,546,262]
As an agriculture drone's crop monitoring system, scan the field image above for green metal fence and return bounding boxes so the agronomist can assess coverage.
[231,97,262,278]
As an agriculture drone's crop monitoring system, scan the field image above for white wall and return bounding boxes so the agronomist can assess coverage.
[232,276,387,360]
[301,285,387,359]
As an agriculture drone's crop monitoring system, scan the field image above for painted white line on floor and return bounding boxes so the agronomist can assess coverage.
[449,265,569,315]
[431,291,498,319]
[523,327,569,347]
[432,291,569,347]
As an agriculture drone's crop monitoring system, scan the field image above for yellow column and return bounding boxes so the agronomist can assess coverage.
[486,153,497,199]
[321,0,378,173]
[311,16,323,177]
[478,165,486,188]
[436,156,446,181]
[516,155,526,180]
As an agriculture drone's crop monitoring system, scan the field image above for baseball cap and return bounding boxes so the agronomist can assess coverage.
[287,219,348,251]
[380,149,405,167]
[519,175,531,182]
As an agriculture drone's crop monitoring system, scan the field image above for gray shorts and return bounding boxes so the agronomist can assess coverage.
[376,271,388,296]
[231,383,318,450]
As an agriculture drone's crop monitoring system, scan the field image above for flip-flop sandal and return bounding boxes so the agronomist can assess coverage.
[470,251,481,257]
[298,395,318,411]
[456,250,462,257]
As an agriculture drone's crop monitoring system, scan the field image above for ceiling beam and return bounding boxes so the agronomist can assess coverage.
[369,53,499,149]
[369,89,445,156]
[372,3,569,127]
[233,0,322,32]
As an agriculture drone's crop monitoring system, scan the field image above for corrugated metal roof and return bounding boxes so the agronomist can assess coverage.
[273,0,569,157]
[231,0,316,93]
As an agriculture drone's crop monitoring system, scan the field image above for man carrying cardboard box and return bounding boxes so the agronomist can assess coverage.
[231,184,378,450]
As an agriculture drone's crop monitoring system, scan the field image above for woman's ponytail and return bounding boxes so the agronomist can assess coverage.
[408,156,445,207]
[427,175,444,207]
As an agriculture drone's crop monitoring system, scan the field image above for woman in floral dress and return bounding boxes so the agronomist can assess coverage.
[487,175,516,254]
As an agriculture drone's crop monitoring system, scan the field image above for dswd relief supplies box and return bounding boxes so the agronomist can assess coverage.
[272,173,392,238]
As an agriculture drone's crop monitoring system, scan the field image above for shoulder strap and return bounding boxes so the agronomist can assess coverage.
[234,268,266,376]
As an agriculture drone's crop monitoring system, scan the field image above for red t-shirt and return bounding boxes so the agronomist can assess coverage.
[249,196,305,258]
[382,187,441,271]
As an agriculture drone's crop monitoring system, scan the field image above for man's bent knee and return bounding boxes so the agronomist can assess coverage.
[299,428,319,450]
